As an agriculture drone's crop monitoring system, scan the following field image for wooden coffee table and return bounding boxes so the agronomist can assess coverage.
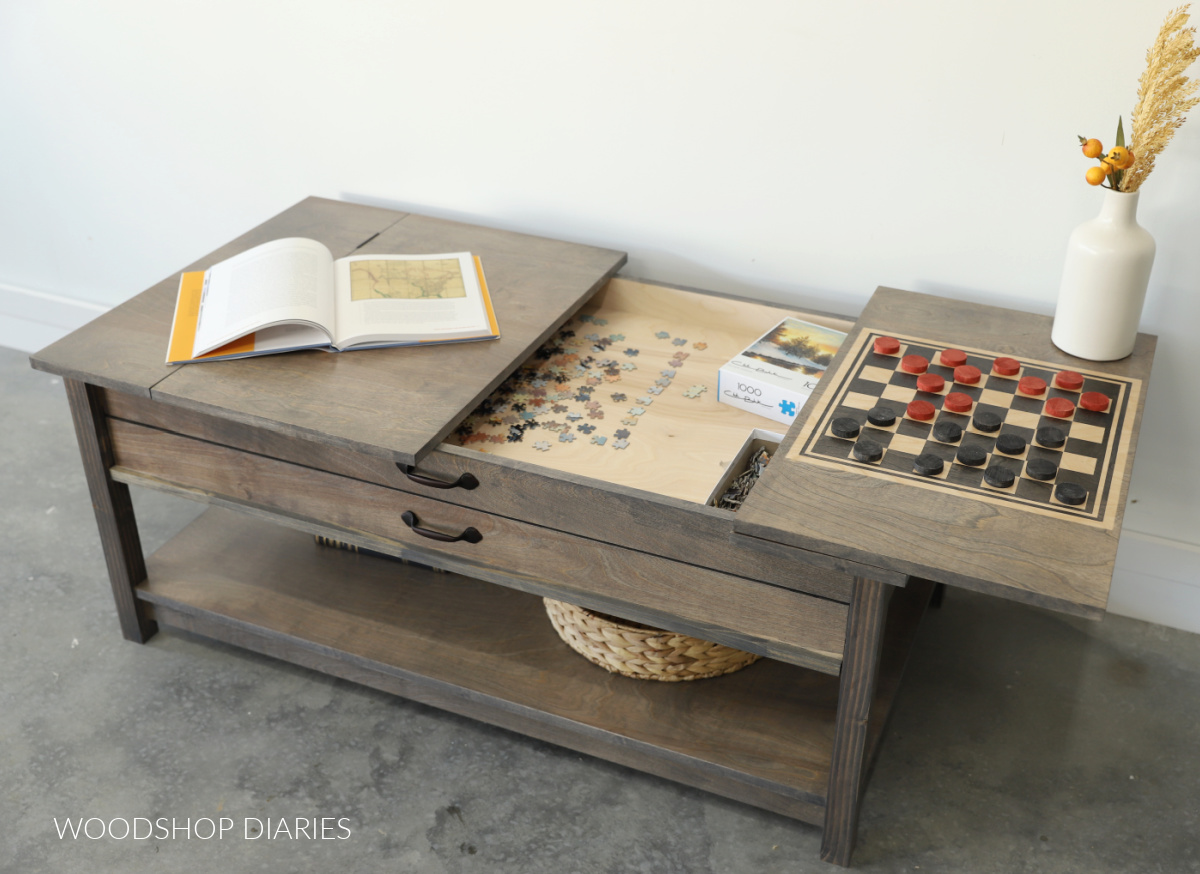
[31,197,1155,867]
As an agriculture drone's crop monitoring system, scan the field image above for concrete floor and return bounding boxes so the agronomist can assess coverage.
[2,342,1198,874]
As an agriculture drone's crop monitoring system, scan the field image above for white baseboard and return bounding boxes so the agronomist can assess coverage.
[3,284,1197,634]
[0,281,109,353]
[1109,531,1200,634]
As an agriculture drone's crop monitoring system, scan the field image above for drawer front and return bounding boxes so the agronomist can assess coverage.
[108,417,848,674]
[104,389,857,602]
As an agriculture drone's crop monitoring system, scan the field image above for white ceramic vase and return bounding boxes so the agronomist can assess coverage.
[1051,188,1155,361]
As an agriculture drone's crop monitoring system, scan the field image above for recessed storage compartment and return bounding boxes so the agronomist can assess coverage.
[442,277,852,507]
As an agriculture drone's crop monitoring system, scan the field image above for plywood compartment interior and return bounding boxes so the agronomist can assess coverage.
[444,278,854,505]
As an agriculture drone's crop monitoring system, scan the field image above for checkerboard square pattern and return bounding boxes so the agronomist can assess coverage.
[800,331,1137,526]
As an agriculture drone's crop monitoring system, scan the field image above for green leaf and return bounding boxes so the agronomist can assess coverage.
[1116,116,1125,148]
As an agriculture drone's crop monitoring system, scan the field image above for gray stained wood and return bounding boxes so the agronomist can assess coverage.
[149,211,627,466]
[31,198,405,397]
[735,287,1157,618]
[107,418,849,673]
[102,388,857,602]
[64,379,156,642]
[140,508,841,822]
[821,577,891,866]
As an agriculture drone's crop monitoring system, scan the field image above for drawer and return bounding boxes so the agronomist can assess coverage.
[107,417,848,674]
[105,277,864,602]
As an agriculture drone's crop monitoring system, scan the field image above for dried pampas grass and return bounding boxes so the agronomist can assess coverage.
[1123,5,1200,191]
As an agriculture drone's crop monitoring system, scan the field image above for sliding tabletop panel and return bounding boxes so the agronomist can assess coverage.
[149,210,627,467]
[30,197,405,397]
[735,287,1156,617]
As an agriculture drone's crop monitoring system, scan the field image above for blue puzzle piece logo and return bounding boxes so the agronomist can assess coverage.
[779,399,797,417]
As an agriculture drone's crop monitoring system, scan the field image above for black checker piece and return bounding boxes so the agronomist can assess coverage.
[914,453,944,476]
[831,416,861,439]
[932,420,963,443]
[996,433,1026,455]
[852,438,884,463]
[1025,458,1058,481]
[867,406,898,428]
[973,410,1003,433]
[1055,482,1088,506]
[957,444,988,467]
[1035,425,1067,449]
[984,464,1016,488]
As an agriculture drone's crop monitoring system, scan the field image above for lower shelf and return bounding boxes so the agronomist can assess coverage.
[136,508,929,827]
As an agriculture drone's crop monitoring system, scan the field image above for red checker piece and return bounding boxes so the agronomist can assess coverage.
[953,364,982,385]
[1080,391,1111,412]
[1017,376,1047,396]
[1044,397,1076,419]
[943,391,973,413]
[906,399,937,421]
[874,336,901,355]
[900,354,929,374]
[993,356,1021,376]
[940,348,968,367]
[1054,370,1084,391]
[916,372,946,393]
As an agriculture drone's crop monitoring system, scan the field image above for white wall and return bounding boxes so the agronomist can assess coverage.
[2,1,1197,627]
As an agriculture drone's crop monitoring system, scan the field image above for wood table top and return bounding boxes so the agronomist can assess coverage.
[32,198,627,465]
[735,287,1156,617]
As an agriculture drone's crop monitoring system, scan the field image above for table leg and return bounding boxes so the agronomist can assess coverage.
[65,379,156,643]
[821,575,889,866]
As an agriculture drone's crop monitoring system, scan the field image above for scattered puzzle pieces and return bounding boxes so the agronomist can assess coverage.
[623,348,639,357]
[655,331,670,339]
[613,439,630,450]
[615,429,630,440]
[628,407,645,416]
[559,432,576,443]
[672,337,688,346]
[533,441,551,451]
[591,434,607,445]
[693,342,707,350]
[683,385,708,399]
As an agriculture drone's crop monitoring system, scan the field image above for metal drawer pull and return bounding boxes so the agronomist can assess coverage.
[400,510,483,544]
[396,464,479,491]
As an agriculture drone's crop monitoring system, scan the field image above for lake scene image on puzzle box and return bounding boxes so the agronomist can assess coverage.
[743,318,844,375]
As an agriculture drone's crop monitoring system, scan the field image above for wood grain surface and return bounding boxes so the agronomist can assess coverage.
[821,577,890,866]
[108,418,849,671]
[148,210,626,466]
[736,287,1157,617]
[64,380,156,642]
[31,198,404,396]
[103,388,857,601]
[139,508,846,821]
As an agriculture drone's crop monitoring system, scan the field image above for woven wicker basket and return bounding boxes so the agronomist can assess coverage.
[543,598,760,682]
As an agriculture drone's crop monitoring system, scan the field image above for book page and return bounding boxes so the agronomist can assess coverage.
[192,238,336,356]
[331,253,491,348]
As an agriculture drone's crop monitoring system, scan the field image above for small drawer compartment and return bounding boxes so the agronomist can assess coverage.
[107,417,848,674]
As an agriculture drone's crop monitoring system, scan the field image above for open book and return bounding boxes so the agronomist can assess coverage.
[166,238,499,364]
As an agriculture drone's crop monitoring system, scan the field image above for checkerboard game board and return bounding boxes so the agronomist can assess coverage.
[788,330,1142,529]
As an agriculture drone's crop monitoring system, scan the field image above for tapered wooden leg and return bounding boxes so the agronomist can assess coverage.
[65,379,156,643]
[821,576,889,866]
